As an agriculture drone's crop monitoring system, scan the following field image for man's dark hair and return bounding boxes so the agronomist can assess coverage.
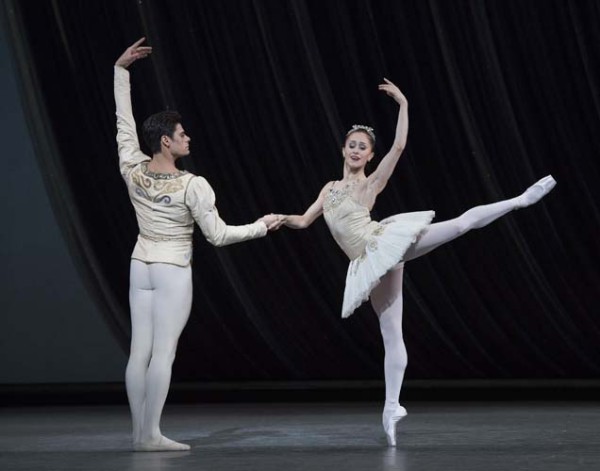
[142,111,183,154]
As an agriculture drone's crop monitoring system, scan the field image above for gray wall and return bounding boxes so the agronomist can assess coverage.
[0,11,126,383]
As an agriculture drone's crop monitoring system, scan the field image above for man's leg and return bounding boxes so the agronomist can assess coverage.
[126,260,154,444]
[137,263,193,451]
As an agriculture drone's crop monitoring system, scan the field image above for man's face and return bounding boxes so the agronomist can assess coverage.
[166,123,191,158]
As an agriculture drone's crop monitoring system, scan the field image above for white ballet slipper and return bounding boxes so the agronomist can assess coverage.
[133,435,191,452]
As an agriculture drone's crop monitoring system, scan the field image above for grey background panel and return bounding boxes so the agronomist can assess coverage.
[0,7,125,384]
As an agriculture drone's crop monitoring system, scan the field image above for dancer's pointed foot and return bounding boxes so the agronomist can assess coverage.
[383,406,407,447]
[134,435,190,452]
[517,175,557,208]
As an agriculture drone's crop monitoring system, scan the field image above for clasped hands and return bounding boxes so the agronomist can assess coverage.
[259,214,286,231]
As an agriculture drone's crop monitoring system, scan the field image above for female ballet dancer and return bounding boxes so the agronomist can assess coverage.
[280,79,556,446]
[114,39,280,451]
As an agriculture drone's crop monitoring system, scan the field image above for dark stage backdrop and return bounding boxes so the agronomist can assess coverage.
[4,0,599,382]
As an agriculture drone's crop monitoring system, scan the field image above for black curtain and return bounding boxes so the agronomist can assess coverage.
[5,0,600,381]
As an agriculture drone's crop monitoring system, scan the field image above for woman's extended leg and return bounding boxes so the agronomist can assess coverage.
[404,175,556,261]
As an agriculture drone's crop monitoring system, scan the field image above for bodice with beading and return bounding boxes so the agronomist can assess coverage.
[323,183,384,260]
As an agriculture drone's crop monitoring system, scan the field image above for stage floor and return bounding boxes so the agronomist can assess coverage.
[1,401,598,470]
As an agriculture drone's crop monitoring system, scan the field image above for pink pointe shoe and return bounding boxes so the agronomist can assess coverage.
[383,406,407,447]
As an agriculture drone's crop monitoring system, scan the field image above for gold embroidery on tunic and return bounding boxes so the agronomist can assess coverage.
[132,170,187,204]
[139,233,192,242]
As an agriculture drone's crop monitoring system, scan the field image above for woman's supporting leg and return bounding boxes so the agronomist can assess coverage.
[404,175,556,261]
[370,264,408,446]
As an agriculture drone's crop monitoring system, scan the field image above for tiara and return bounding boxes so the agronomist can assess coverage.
[347,124,376,142]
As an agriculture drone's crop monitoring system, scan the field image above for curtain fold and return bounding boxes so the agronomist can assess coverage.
[5,0,599,381]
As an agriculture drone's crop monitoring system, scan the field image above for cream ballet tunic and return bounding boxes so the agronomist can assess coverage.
[115,66,267,267]
[323,182,435,318]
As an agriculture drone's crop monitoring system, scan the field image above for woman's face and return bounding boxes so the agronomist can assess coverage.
[342,131,374,170]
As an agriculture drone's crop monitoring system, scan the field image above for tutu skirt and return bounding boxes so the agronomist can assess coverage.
[341,210,435,318]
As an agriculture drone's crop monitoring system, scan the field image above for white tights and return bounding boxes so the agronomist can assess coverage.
[126,260,192,449]
[369,177,554,424]
[370,264,407,426]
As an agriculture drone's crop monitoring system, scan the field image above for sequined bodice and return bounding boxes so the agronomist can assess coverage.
[323,183,381,260]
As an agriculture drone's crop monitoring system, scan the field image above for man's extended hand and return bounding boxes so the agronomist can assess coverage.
[259,214,285,231]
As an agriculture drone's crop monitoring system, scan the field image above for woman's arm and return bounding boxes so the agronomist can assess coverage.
[367,79,408,195]
[282,183,332,229]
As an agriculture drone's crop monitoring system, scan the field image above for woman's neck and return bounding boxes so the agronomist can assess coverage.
[342,166,366,183]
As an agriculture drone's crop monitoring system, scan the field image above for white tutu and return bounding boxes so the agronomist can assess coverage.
[341,211,435,318]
